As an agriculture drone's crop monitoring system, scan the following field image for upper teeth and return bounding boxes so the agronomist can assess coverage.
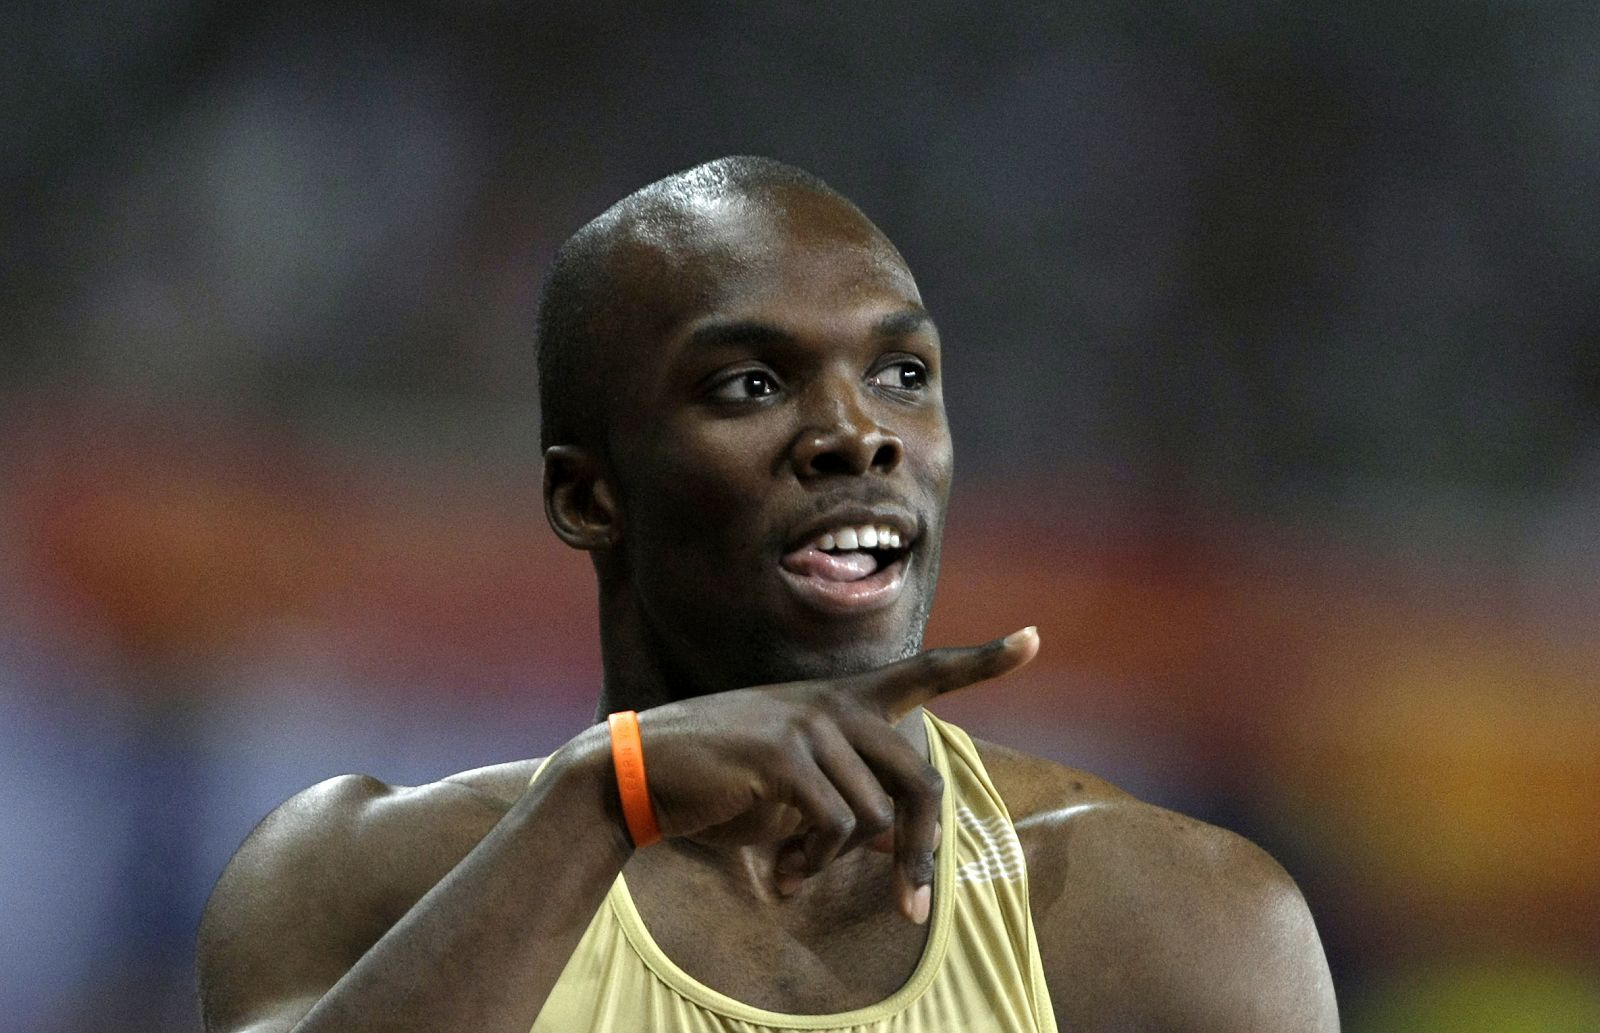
[817,524,903,551]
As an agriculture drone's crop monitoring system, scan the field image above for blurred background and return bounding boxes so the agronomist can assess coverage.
[3,2,1598,1030]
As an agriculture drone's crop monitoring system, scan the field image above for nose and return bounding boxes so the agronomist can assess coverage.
[789,382,904,479]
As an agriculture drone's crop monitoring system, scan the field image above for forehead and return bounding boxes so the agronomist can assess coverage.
[612,187,923,340]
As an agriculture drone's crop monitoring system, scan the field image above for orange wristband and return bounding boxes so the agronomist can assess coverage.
[607,710,661,848]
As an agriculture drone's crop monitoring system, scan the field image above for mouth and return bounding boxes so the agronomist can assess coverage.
[777,515,916,615]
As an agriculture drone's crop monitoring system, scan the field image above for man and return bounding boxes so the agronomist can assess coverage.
[197,157,1339,1032]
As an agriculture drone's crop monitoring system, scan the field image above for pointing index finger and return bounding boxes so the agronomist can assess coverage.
[866,626,1039,723]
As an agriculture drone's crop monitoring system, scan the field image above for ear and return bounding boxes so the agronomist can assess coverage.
[543,445,622,551]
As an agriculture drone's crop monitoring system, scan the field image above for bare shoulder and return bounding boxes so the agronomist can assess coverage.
[973,739,1339,1032]
[196,758,544,1032]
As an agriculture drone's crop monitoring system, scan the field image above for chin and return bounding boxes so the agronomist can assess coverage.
[639,554,938,694]
[729,608,928,687]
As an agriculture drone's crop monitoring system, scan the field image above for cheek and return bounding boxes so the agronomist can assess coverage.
[906,415,954,493]
[620,420,786,548]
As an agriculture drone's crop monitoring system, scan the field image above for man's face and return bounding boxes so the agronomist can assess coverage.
[602,188,952,693]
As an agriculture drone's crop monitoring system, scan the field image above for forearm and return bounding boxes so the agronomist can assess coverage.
[291,724,630,1033]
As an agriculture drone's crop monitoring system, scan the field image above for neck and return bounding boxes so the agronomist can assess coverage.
[592,580,692,719]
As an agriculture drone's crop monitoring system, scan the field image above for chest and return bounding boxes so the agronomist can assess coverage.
[625,861,931,1014]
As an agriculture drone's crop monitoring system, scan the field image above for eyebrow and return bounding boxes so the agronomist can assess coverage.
[872,307,935,338]
[684,320,796,351]
[683,307,935,351]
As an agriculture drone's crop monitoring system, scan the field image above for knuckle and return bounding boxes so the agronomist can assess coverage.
[799,709,835,739]
[920,765,945,797]
[830,810,857,841]
[775,723,809,757]
[791,714,818,744]
[904,850,936,886]
[862,804,894,836]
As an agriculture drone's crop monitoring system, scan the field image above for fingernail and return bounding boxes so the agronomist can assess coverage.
[776,872,805,897]
[912,885,931,925]
[1003,626,1037,648]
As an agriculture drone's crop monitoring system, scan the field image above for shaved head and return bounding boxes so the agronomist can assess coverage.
[536,156,946,696]
[535,157,880,454]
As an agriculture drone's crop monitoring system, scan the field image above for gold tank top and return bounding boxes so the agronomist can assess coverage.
[531,711,1058,1033]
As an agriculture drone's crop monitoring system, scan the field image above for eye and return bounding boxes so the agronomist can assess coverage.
[708,368,781,401]
[869,359,929,392]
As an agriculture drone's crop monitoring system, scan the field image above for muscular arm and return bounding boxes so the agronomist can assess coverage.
[1055,812,1338,1033]
[980,744,1339,1032]
[197,723,631,1033]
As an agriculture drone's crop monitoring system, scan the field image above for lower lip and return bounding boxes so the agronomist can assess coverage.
[778,553,909,615]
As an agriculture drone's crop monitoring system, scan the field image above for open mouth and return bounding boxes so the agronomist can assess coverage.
[778,521,914,614]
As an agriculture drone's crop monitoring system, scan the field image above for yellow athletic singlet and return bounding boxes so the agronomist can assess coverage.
[531,712,1059,1033]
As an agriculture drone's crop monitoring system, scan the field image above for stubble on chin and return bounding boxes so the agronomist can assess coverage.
[732,585,935,688]
[655,538,942,692]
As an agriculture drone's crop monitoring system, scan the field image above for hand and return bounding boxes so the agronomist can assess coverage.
[635,626,1040,922]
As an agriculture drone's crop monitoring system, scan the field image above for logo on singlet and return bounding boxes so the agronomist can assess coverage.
[954,805,1025,885]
